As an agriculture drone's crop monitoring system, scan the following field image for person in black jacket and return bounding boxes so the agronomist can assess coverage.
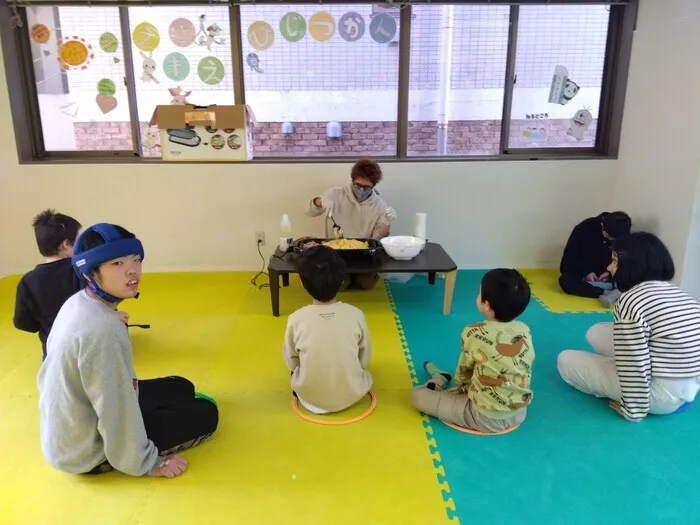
[13,210,85,360]
[559,211,632,301]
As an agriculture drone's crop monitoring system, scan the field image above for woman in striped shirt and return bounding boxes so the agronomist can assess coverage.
[558,232,700,422]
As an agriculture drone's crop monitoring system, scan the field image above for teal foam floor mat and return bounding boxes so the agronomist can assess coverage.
[389,271,700,525]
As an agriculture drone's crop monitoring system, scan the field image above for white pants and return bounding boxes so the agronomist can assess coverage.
[558,323,700,415]
[298,397,329,414]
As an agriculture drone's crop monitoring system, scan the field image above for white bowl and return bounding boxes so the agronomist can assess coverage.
[380,236,426,261]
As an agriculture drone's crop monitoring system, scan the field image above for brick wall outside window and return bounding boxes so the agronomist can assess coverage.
[73,119,597,156]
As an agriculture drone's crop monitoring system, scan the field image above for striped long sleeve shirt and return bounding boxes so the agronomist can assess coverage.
[613,281,700,421]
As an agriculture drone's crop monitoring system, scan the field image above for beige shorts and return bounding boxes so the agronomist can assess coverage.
[410,383,525,433]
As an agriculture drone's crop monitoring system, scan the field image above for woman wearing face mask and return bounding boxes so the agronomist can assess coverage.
[306,157,396,290]
[557,232,700,422]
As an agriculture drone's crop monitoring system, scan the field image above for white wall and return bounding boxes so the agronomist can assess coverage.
[0,158,615,274]
[682,171,700,300]
[612,0,700,283]
[0,170,7,279]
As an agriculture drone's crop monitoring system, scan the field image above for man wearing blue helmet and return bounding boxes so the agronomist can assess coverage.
[37,223,218,478]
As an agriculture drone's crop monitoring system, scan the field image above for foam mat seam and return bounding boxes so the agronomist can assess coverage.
[385,280,461,524]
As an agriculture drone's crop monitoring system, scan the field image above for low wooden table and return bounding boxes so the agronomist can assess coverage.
[267,242,458,317]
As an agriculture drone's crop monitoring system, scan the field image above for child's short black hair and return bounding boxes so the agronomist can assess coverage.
[612,232,675,292]
[297,245,347,302]
[32,209,82,257]
[602,211,632,239]
[480,269,531,322]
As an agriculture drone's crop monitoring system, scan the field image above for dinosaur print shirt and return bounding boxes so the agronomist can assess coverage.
[456,320,535,420]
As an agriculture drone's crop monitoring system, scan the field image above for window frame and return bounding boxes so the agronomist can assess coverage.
[0,0,638,164]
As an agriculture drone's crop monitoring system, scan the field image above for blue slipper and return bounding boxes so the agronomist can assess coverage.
[675,401,693,413]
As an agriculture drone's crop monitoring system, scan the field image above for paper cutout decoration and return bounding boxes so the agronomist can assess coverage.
[132,22,160,52]
[140,51,159,83]
[196,15,225,51]
[370,13,396,43]
[99,32,119,53]
[197,56,224,85]
[522,113,548,141]
[169,86,191,105]
[96,94,117,114]
[309,12,336,42]
[142,128,161,152]
[246,53,263,73]
[567,108,593,141]
[30,24,50,44]
[169,18,196,47]
[339,12,365,42]
[522,127,545,141]
[97,78,116,96]
[59,101,79,117]
[549,65,579,105]
[280,12,306,42]
[141,129,160,149]
[57,37,94,70]
[163,52,190,81]
[248,21,274,51]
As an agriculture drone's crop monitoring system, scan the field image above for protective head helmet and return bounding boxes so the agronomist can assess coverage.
[72,223,144,304]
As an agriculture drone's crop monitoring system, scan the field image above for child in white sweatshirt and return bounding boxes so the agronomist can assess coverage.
[37,223,218,478]
[283,245,372,413]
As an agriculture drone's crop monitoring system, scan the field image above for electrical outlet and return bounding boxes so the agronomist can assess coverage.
[255,231,266,246]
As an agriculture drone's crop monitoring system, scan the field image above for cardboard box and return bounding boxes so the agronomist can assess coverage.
[149,104,255,162]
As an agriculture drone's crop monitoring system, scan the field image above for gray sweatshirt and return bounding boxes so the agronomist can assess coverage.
[37,291,160,476]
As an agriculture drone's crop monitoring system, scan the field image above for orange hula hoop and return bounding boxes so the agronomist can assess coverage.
[291,390,377,426]
[440,419,520,435]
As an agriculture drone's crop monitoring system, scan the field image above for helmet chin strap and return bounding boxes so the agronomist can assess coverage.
[86,280,124,304]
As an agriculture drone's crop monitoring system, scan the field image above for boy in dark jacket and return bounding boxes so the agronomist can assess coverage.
[559,211,631,304]
[13,210,84,359]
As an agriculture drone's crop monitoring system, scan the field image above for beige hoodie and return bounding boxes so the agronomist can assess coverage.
[283,302,372,413]
[306,184,395,239]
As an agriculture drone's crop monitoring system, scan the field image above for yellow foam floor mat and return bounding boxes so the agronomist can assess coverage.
[0,273,451,525]
[519,269,612,314]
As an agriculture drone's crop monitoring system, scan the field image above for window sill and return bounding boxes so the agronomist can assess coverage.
[19,150,616,165]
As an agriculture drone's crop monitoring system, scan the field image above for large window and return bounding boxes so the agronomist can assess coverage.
[127,5,236,157]
[28,6,133,152]
[1,1,637,162]
[508,5,610,150]
[407,4,510,156]
[241,4,400,157]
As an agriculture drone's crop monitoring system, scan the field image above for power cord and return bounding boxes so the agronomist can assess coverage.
[250,240,294,290]
[251,240,269,289]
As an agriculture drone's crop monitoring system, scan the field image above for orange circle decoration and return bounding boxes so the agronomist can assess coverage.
[57,37,94,70]
[30,24,50,44]
[309,11,336,42]
[440,419,520,435]
[291,390,377,426]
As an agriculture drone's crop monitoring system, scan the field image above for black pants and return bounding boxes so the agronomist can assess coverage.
[87,376,218,474]
[559,274,605,298]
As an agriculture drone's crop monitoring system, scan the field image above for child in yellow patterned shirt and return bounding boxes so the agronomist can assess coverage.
[410,269,534,433]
